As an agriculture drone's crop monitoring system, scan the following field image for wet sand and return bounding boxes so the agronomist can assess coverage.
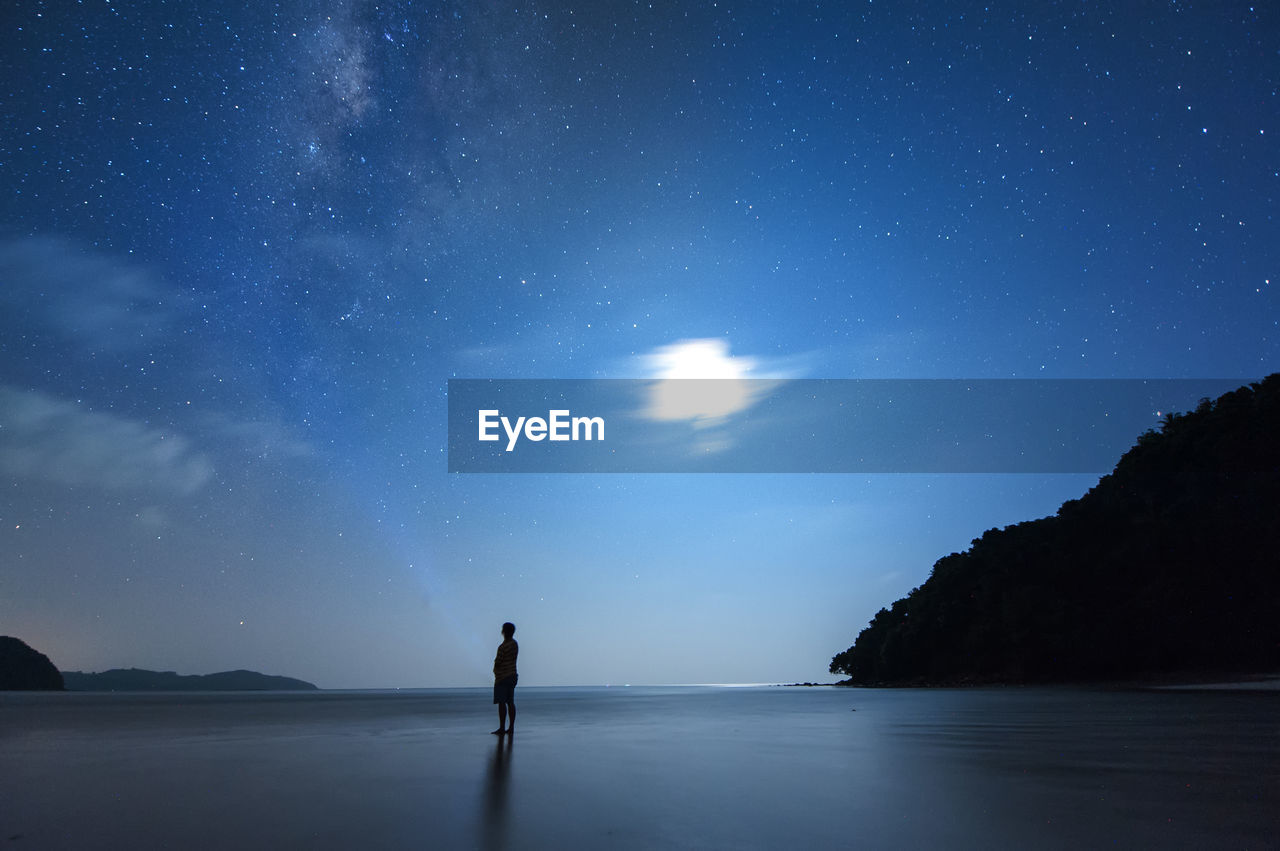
[3,686,1276,849]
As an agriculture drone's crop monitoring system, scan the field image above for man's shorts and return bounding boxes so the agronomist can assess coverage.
[493,675,518,704]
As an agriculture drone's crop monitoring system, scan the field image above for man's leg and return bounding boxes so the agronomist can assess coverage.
[506,699,516,733]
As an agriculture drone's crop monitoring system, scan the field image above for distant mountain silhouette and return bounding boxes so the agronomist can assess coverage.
[0,636,65,690]
[61,668,318,691]
[831,374,1280,685]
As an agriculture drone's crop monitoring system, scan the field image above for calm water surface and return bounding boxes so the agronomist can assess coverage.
[2,686,1276,849]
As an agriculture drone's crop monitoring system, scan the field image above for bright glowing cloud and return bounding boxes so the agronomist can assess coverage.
[638,339,785,428]
[643,338,758,381]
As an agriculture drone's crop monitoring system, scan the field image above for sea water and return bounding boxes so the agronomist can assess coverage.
[2,685,1276,849]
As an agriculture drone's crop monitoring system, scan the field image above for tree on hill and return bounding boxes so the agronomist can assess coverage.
[830,374,1280,685]
[0,637,65,690]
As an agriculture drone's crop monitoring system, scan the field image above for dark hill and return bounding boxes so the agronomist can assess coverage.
[61,668,318,691]
[830,374,1280,685]
[0,636,65,690]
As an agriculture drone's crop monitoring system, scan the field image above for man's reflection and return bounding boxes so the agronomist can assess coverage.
[481,731,513,849]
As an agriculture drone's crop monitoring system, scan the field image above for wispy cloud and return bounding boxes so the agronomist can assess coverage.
[200,412,316,461]
[133,505,171,531]
[0,385,213,495]
[0,236,186,352]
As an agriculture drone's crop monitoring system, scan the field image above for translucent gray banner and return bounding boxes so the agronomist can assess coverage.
[447,379,1250,473]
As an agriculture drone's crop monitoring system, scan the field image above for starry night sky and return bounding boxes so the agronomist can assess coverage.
[2,1,1276,687]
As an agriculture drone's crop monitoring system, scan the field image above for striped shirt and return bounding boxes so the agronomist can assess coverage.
[493,639,518,682]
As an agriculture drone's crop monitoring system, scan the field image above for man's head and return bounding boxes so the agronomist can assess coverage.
[502,622,516,639]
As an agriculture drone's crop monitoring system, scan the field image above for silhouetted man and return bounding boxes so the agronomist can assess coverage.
[491,622,518,735]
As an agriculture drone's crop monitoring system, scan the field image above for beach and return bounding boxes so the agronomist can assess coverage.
[3,685,1276,849]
